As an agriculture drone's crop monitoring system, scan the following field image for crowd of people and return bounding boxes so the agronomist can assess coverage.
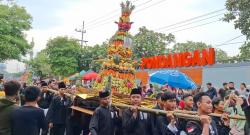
[0,79,250,135]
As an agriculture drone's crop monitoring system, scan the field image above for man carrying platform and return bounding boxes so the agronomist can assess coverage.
[186,92,218,135]
[122,88,152,135]
[89,90,121,135]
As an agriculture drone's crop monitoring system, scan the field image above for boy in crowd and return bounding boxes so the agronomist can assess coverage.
[212,97,230,135]
[11,86,46,135]
[206,83,217,100]
[154,91,179,135]
[0,81,20,135]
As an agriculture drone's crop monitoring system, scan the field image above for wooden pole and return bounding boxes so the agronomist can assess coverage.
[47,89,246,120]
[71,106,93,115]
[112,103,246,120]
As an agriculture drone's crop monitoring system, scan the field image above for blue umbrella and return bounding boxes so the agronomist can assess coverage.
[150,70,197,89]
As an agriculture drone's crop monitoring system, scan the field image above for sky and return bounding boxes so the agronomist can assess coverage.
[6,0,246,72]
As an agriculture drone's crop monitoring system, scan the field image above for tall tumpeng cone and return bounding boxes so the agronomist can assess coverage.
[93,0,136,94]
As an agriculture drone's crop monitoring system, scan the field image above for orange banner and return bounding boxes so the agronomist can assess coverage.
[135,71,149,86]
[179,68,202,85]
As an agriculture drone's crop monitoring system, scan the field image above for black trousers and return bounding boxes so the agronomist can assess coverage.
[50,124,65,135]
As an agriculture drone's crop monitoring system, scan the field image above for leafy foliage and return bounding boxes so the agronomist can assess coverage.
[223,0,250,39]
[132,26,175,59]
[0,3,32,62]
[172,41,230,62]
[81,42,108,72]
[239,41,250,60]
[46,37,81,77]
[28,50,52,78]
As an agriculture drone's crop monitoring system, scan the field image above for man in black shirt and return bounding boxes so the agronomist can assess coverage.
[228,82,235,91]
[47,82,72,135]
[48,79,58,90]
[11,86,47,135]
[122,88,152,135]
[153,92,164,110]
[186,92,218,135]
[38,81,53,134]
[218,82,228,100]
[177,94,194,134]
[89,90,121,135]
[206,83,217,100]
[154,92,179,135]
[38,81,53,111]
[151,92,163,135]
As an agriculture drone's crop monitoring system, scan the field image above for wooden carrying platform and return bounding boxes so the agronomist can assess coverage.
[71,106,94,115]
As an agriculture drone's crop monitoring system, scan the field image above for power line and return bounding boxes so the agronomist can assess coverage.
[85,0,153,29]
[85,0,141,27]
[86,0,167,30]
[133,0,167,14]
[157,13,224,33]
[217,35,244,45]
[215,41,245,47]
[165,19,221,33]
[154,8,225,31]
[85,9,119,27]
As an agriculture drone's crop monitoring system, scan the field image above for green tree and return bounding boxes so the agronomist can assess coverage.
[172,41,208,52]
[46,37,81,77]
[81,42,108,72]
[239,41,250,60]
[28,50,52,78]
[172,41,230,62]
[0,2,32,62]
[223,0,250,39]
[132,26,175,59]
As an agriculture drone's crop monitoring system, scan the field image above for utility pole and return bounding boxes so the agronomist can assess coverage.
[75,21,88,69]
[75,21,88,48]
[30,38,34,60]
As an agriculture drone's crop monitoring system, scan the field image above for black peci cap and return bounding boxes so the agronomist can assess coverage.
[99,90,110,98]
[130,88,142,95]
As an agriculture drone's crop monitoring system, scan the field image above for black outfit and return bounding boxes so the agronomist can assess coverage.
[154,114,179,135]
[186,120,218,135]
[38,91,53,135]
[67,96,96,135]
[212,116,230,135]
[151,104,162,135]
[67,111,84,135]
[10,106,46,135]
[47,95,72,135]
[89,106,121,135]
[177,118,188,134]
[206,87,217,99]
[38,91,53,109]
[19,88,26,106]
[153,104,161,110]
[122,108,152,135]
[75,97,99,135]
[218,88,228,99]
